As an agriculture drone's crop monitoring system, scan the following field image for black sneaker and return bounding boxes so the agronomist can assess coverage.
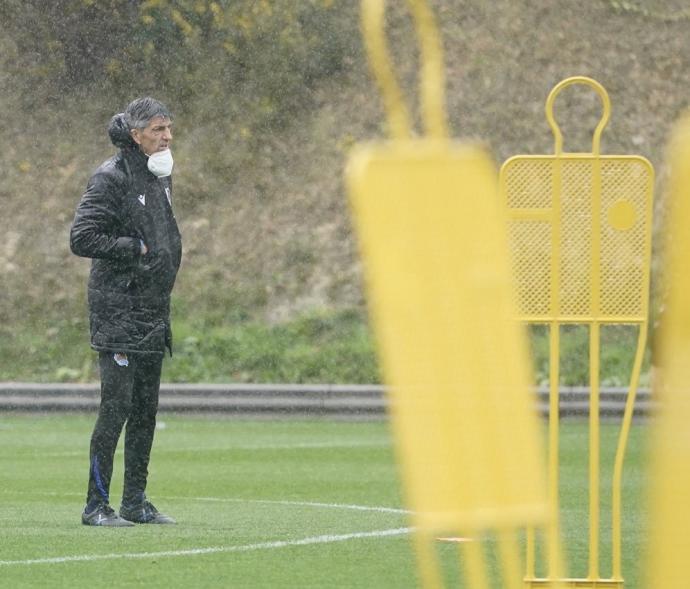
[120,499,176,524]
[82,503,134,527]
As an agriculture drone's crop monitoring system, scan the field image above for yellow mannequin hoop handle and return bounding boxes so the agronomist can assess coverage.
[545,76,611,156]
[360,0,449,140]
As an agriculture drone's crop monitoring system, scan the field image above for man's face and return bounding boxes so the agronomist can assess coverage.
[131,116,173,155]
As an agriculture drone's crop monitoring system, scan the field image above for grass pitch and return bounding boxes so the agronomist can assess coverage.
[0,415,648,588]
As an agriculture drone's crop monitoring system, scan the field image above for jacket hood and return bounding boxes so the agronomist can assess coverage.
[108,113,136,149]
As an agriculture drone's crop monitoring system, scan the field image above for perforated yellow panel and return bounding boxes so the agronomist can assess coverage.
[600,160,651,317]
[502,156,653,322]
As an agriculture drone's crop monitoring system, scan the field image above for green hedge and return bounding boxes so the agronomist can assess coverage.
[0,306,649,386]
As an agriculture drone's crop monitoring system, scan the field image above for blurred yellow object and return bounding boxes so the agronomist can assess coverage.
[500,77,654,587]
[349,142,548,534]
[645,113,690,588]
[349,1,559,587]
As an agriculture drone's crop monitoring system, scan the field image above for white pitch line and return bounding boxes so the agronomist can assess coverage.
[0,527,413,567]
[179,496,412,515]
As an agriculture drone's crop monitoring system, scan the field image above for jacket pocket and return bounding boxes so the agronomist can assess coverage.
[136,249,176,293]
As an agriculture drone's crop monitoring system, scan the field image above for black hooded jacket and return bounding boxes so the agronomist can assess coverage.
[70,114,182,355]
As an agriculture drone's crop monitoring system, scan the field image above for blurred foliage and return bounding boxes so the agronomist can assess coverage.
[0,307,381,384]
[164,307,380,383]
[606,0,690,21]
[0,306,649,386]
[0,0,357,127]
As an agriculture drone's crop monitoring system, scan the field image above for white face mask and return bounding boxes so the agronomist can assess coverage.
[147,149,173,177]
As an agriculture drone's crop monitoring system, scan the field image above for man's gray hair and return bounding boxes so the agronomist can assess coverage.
[124,97,173,130]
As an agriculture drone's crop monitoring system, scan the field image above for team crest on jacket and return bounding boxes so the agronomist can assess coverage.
[137,194,146,206]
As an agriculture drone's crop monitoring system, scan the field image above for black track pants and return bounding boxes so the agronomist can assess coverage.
[86,351,163,507]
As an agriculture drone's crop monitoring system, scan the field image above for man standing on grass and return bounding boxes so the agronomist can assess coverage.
[70,97,182,526]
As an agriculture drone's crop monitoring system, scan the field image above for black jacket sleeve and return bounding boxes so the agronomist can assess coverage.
[70,169,141,260]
